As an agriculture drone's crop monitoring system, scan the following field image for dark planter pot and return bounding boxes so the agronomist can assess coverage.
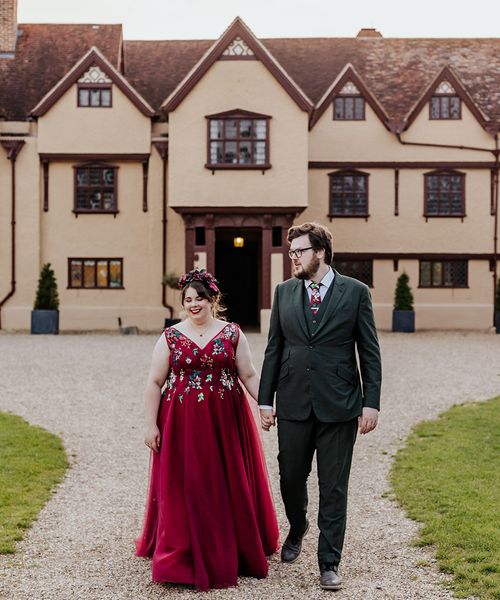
[495,311,500,334]
[164,317,181,328]
[392,310,415,333]
[31,310,59,334]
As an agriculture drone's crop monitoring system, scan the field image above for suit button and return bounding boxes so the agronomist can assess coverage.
[306,368,310,372]
[312,320,317,324]
[309,345,313,349]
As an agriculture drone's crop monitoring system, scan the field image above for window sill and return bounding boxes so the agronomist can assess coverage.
[67,286,125,290]
[205,163,271,172]
[424,213,465,223]
[328,213,369,222]
[418,285,468,289]
[73,210,119,218]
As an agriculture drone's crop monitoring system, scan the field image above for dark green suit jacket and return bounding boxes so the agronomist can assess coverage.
[258,271,381,422]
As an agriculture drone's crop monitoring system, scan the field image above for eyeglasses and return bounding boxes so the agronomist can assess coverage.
[288,246,313,259]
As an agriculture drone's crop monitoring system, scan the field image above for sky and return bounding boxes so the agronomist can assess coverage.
[17,0,500,40]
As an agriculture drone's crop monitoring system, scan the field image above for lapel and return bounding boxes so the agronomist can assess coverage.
[312,269,346,338]
[292,279,309,338]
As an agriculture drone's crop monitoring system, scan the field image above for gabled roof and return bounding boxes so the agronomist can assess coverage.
[402,65,489,131]
[161,17,313,113]
[310,63,390,129]
[0,24,123,120]
[31,46,154,117]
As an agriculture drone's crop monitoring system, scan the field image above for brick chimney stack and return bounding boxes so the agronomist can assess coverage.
[0,0,18,53]
[356,28,383,38]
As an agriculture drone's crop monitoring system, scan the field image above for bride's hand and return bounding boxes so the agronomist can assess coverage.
[145,424,161,453]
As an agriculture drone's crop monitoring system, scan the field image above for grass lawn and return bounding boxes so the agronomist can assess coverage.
[391,396,500,600]
[0,412,68,553]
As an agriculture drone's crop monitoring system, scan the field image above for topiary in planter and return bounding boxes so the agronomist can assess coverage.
[392,272,415,333]
[31,263,60,334]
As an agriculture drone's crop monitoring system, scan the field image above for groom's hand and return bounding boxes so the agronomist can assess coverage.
[358,407,379,434]
[260,409,275,431]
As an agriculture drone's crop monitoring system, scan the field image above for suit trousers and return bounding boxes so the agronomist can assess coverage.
[277,414,358,567]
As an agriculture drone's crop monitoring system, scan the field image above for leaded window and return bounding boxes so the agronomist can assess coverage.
[329,171,369,216]
[334,96,365,120]
[74,164,117,212]
[207,112,269,168]
[333,259,373,287]
[69,258,123,289]
[424,171,465,216]
[78,86,112,107]
[419,260,467,288]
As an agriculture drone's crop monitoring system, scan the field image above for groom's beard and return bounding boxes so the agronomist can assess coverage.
[294,254,321,280]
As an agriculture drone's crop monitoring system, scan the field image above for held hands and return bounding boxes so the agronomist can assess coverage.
[145,424,161,453]
[358,407,379,434]
[260,409,276,431]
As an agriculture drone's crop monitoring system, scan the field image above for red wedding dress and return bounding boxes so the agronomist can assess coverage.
[136,322,279,591]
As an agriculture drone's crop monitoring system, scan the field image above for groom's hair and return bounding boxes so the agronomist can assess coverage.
[287,222,334,265]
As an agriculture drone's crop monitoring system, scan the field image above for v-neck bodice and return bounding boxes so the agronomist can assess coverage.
[164,322,240,403]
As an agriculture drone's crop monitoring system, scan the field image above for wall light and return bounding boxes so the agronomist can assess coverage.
[233,236,244,248]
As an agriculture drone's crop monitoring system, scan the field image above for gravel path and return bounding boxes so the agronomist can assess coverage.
[0,331,498,600]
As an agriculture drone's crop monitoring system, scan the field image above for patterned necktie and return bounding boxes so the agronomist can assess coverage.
[309,282,322,315]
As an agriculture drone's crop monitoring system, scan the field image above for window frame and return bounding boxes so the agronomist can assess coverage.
[423,170,466,218]
[328,170,370,218]
[332,258,373,287]
[333,95,366,121]
[418,259,468,288]
[67,258,124,289]
[77,83,113,108]
[73,162,119,214]
[429,94,461,120]
[205,110,271,170]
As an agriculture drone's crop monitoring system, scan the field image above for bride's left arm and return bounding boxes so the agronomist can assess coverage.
[235,331,260,401]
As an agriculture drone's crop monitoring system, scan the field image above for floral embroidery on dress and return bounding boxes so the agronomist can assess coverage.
[163,322,241,406]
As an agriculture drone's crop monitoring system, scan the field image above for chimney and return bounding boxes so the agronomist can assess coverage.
[0,0,18,53]
[356,28,383,38]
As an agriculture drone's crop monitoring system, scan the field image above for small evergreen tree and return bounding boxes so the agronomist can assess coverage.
[34,263,59,310]
[393,272,414,311]
[496,277,500,312]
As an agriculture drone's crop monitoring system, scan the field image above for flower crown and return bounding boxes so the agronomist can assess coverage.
[178,269,220,295]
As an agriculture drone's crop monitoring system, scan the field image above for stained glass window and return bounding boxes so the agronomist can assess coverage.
[69,259,123,289]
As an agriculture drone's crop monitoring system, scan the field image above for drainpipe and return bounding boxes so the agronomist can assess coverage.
[492,135,499,325]
[0,140,25,330]
[153,141,174,319]
[393,124,500,326]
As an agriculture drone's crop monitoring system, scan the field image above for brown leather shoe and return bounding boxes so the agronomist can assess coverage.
[320,563,342,590]
[280,520,310,563]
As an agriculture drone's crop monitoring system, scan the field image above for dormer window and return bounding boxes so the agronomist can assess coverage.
[334,82,365,120]
[430,80,461,120]
[206,110,270,169]
[77,65,113,108]
[78,86,112,107]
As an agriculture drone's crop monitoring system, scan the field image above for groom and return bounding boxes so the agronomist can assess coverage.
[258,222,381,591]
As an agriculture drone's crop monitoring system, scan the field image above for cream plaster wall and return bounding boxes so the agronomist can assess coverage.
[37,84,151,154]
[168,60,309,208]
[309,102,494,162]
[1,139,41,329]
[306,169,494,254]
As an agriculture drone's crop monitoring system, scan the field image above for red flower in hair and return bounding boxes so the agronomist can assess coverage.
[178,269,220,295]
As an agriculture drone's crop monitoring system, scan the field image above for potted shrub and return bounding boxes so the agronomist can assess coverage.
[31,263,59,334]
[162,271,181,328]
[495,277,500,334]
[392,272,415,333]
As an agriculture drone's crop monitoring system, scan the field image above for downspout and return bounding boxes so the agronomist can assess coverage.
[492,135,499,325]
[0,140,25,330]
[394,125,500,326]
[153,141,173,319]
